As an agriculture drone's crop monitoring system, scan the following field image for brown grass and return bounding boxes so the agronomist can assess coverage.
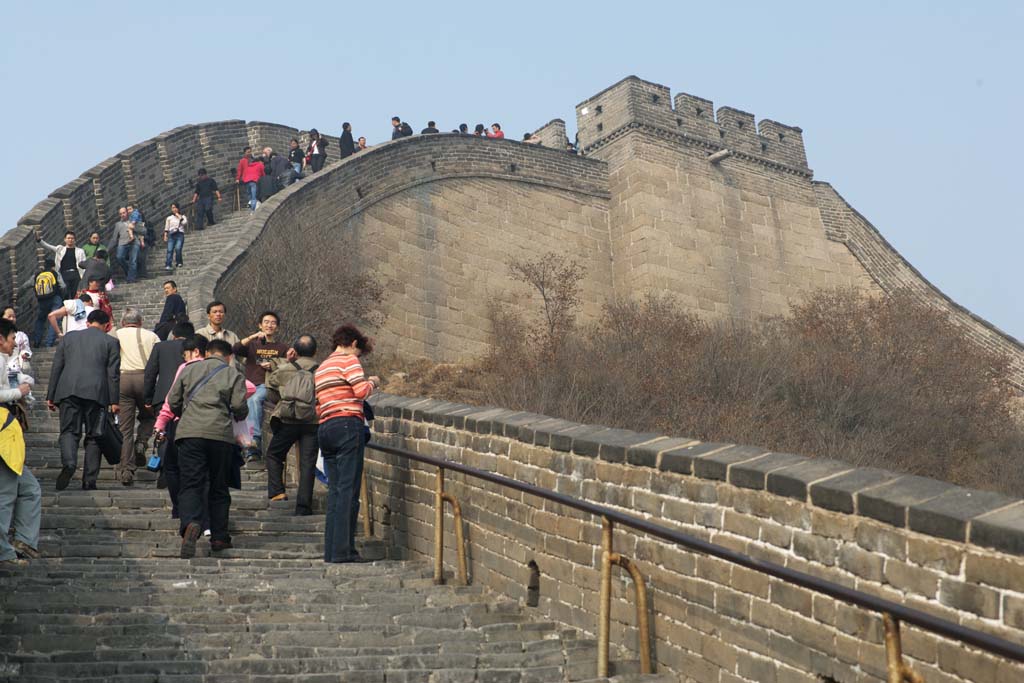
[380,253,1024,496]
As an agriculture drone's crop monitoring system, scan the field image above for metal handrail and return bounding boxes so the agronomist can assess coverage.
[367,441,1024,678]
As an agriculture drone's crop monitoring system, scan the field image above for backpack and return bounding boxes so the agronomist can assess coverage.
[274,361,319,423]
[34,271,58,299]
[400,122,413,137]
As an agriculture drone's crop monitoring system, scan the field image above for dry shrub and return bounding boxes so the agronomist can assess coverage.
[401,253,1023,494]
[219,221,384,348]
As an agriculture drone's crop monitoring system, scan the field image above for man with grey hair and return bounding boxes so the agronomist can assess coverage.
[113,307,160,485]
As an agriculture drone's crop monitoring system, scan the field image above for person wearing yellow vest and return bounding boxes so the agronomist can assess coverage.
[0,318,41,566]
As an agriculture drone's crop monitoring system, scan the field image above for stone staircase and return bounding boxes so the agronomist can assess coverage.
[0,211,672,682]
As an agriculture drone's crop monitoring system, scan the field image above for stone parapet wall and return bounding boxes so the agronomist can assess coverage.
[364,394,1024,683]
[213,133,612,360]
[815,181,1024,389]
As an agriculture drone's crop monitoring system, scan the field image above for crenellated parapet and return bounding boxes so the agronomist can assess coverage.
[576,75,809,175]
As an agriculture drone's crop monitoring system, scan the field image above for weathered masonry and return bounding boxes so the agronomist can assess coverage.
[5,76,1022,384]
[364,395,1024,683]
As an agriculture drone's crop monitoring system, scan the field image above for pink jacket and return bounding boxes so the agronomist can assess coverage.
[154,360,257,433]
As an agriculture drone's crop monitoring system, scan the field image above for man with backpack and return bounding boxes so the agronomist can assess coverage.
[264,334,319,516]
[391,116,413,140]
[32,257,64,348]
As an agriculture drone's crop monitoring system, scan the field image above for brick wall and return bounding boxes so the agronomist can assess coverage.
[365,395,1024,683]
[214,133,612,361]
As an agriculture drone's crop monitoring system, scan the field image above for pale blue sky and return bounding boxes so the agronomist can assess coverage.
[1,1,1020,338]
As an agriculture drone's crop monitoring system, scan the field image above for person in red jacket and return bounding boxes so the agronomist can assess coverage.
[486,123,505,140]
[241,155,265,211]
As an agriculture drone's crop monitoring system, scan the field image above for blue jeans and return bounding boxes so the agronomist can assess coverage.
[116,242,139,282]
[0,461,41,561]
[319,417,365,562]
[246,383,268,446]
[291,162,302,176]
[165,232,184,267]
[33,294,62,347]
[247,182,258,210]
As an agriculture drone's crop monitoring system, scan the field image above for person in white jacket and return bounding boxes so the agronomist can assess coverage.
[1,307,32,375]
[37,231,86,299]
[0,318,41,566]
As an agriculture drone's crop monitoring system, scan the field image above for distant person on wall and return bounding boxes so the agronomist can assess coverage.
[455,123,469,134]
[305,129,328,173]
[113,207,140,284]
[314,323,380,563]
[486,123,505,139]
[523,133,542,145]
[391,117,412,139]
[339,122,355,159]
[155,280,187,340]
[264,148,293,192]
[79,249,111,292]
[127,205,151,279]
[232,311,288,464]
[2,307,33,376]
[473,124,486,136]
[288,138,304,176]
[240,154,265,211]
[38,231,86,300]
[191,168,220,231]
[421,121,439,134]
[32,257,64,348]
[82,232,108,263]
[256,148,279,202]
[163,203,187,271]
[356,137,368,152]
[235,146,252,185]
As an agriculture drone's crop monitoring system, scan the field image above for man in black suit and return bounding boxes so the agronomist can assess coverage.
[46,310,120,491]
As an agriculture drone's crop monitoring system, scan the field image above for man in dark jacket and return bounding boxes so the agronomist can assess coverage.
[155,281,187,340]
[166,339,248,558]
[421,121,439,134]
[46,310,120,491]
[264,334,319,515]
[144,321,193,411]
[78,249,111,291]
[191,168,221,231]
[339,123,355,159]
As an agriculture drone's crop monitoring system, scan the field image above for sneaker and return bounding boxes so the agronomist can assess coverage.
[56,466,74,491]
[134,442,147,467]
[13,540,40,560]
[180,522,202,559]
[156,471,167,489]
[0,558,28,568]
[270,493,288,502]
[203,529,211,538]
[210,539,233,552]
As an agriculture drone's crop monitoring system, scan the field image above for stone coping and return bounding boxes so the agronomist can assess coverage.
[370,393,1024,558]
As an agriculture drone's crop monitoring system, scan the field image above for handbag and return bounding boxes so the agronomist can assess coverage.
[93,409,123,466]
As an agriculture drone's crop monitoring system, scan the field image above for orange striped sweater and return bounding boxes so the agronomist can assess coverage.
[314,351,373,424]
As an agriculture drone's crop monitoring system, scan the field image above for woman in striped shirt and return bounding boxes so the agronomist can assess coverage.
[314,324,380,563]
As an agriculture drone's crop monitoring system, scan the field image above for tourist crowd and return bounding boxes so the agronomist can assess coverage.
[0,113,583,565]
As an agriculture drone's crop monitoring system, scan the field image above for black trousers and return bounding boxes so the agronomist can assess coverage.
[265,419,319,514]
[177,438,232,543]
[309,154,326,173]
[60,270,80,300]
[57,397,103,487]
[195,196,215,230]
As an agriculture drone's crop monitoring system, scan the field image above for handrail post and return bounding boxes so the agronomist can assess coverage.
[598,516,613,678]
[434,467,445,585]
[612,555,653,674]
[441,492,469,585]
[360,471,372,539]
[884,613,925,683]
